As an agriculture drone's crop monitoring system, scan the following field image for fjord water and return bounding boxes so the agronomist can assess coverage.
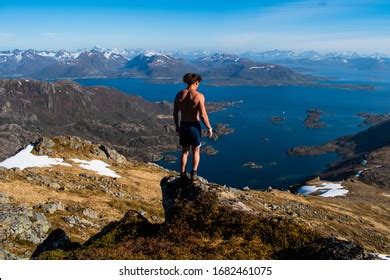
[76,78,390,190]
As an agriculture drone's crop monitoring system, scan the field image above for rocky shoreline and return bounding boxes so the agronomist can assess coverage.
[357,112,390,126]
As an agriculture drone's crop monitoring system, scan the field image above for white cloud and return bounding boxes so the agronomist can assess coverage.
[40,32,61,38]
[0,32,12,39]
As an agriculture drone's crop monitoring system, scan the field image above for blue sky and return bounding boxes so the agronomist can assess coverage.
[0,0,389,54]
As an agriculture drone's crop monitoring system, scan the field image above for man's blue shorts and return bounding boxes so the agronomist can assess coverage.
[179,121,202,147]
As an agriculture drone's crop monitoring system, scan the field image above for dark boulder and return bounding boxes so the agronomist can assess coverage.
[31,228,80,258]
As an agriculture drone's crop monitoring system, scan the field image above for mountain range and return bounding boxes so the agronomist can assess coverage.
[0,47,316,85]
[2,46,389,83]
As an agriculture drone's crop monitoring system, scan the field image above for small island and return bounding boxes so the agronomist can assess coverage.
[287,142,338,156]
[163,154,178,163]
[202,145,218,156]
[202,123,235,140]
[304,109,326,129]
[270,116,285,125]
[243,161,263,169]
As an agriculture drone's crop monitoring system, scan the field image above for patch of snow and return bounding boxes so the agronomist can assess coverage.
[375,254,390,260]
[249,65,275,70]
[249,66,266,70]
[71,159,120,178]
[297,182,348,198]
[0,52,14,57]
[297,185,319,195]
[15,53,22,62]
[154,59,166,66]
[0,145,71,170]
[144,51,161,57]
[355,170,363,177]
[319,188,349,197]
[37,51,56,58]
[103,52,111,59]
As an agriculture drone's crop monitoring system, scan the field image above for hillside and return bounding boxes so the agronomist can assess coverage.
[0,136,388,259]
[0,136,172,259]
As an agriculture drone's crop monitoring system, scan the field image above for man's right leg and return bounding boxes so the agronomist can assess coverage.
[180,146,190,174]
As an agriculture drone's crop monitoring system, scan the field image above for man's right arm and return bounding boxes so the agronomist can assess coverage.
[173,95,180,132]
[199,94,212,136]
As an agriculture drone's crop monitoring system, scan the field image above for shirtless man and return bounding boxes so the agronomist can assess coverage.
[173,73,212,181]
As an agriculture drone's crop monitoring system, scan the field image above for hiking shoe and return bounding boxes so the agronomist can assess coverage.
[190,170,199,182]
[180,172,188,181]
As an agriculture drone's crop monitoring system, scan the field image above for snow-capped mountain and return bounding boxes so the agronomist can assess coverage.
[192,53,310,84]
[166,50,220,61]
[0,48,128,78]
[124,53,195,78]
[241,50,298,61]
[239,49,390,62]
[238,49,390,81]
[5,46,388,84]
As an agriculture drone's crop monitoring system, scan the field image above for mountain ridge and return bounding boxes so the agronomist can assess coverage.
[0,48,315,86]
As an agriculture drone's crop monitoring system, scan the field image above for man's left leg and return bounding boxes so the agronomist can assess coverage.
[180,146,190,178]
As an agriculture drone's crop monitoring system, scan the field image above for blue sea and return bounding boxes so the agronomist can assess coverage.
[75,78,390,190]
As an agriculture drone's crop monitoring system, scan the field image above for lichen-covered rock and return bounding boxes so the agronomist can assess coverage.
[33,137,55,155]
[0,193,10,203]
[99,145,127,164]
[82,208,98,219]
[41,201,65,214]
[0,248,20,260]
[0,204,50,244]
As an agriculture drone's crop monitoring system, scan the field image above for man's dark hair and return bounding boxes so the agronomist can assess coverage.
[183,73,202,85]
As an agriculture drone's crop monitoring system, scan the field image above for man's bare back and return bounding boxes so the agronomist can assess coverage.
[175,89,204,122]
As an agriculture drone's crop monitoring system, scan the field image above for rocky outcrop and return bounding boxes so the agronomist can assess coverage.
[0,204,50,245]
[31,229,80,259]
[160,176,255,222]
